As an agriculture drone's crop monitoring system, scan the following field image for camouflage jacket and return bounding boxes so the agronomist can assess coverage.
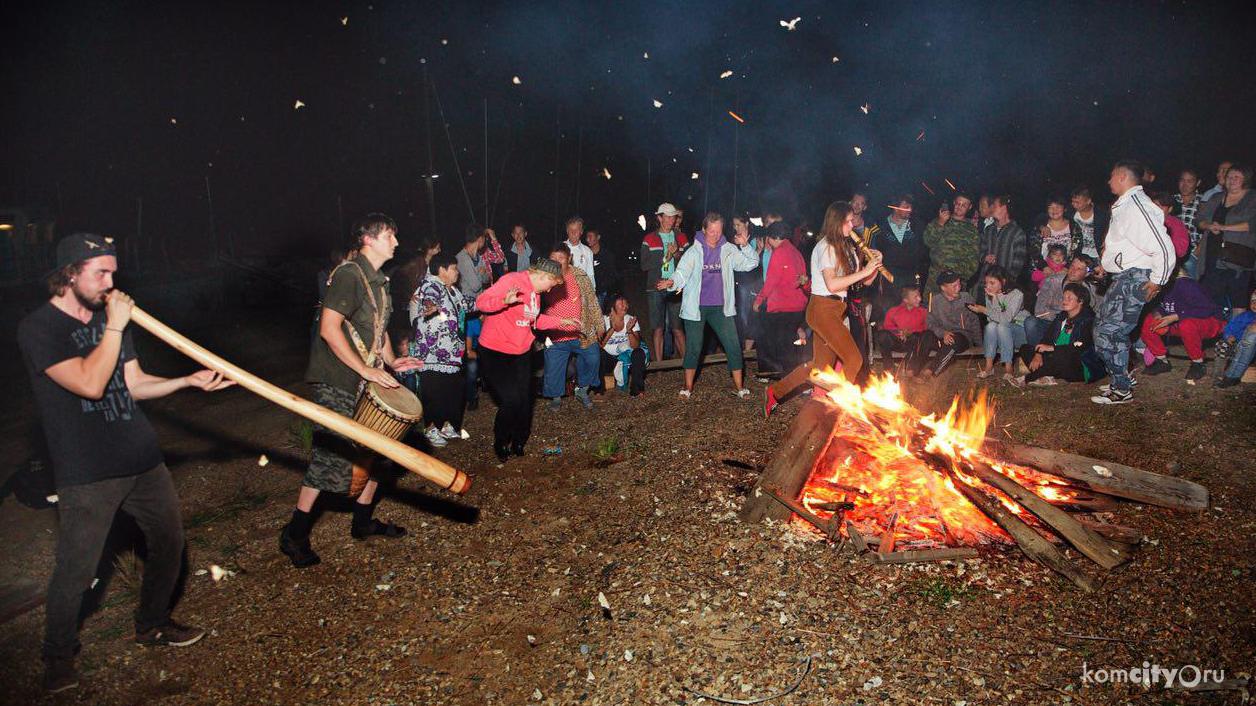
[922,218,980,291]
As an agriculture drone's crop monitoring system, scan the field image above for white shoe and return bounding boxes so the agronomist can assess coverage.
[438,422,460,440]
[733,388,751,399]
[678,389,692,399]
[1099,377,1138,393]
[424,426,448,447]
[1006,374,1027,389]
[976,368,994,379]
[459,428,471,440]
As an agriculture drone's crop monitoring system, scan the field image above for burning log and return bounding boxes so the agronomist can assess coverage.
[741,400,841,523]
[920,451,1098,592]
[760,485,837,539]
[982,439,1209,511]
[878,512,899,554]
[966,462,1131,569]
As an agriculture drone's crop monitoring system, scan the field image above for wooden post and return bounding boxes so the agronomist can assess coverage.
[740,400,840,523]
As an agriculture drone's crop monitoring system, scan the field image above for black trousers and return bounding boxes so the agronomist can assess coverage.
[757,310,805,375]
[1017,344,1088,382]
[874,330,927,373]
[478,347,535,451]
[419,369,466,431]
[600,348,647,394]
[917,331,973,374]
[45,463,184,659]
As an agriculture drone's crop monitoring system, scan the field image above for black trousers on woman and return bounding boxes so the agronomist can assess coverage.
[757,310,805,376]
[1016,344,1088,382]
[477,347,535,454]
[419,369,466,431]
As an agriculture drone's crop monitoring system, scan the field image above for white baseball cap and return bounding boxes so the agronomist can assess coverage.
[655,202,680,217]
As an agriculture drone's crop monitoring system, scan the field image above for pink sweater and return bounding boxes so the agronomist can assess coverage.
[475,272,571,355]
[753,241,808,313]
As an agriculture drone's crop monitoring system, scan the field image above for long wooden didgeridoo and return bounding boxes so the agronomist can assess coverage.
[129,307,471,495]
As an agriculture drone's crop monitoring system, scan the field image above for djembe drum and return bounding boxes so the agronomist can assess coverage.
[348,381,423,495]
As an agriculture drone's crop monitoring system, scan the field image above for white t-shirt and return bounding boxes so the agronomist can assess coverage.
[601,315,640,355]
[810,242,845,297]
[566,240,597,289]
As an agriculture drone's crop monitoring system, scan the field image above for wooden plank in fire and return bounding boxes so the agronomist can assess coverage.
[968,462,1131,570]
[982,439,1209,511]
[740,400,842,524]
[921,451,1099,592]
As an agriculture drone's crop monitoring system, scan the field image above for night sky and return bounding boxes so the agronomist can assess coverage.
[3,0,1255,262]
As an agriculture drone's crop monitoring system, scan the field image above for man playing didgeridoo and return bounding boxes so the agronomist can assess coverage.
[280,213,422,568]
[18,234,236,693]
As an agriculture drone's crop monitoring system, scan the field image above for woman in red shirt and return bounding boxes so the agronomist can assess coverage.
[752,222,808,379]
[475,258,577,462]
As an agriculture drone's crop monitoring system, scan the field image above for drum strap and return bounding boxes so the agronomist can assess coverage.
[327,260,390,370]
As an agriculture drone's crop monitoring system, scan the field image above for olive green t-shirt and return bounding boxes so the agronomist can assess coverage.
[305,253,392,392]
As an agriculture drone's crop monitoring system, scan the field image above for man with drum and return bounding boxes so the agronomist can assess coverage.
[281,213,422,568]
[18,233,235,693]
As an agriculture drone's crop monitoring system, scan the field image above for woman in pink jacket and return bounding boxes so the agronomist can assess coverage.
[752,222,809,379]
[475,258,577,462]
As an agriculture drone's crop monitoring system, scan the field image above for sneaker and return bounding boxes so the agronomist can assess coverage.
[42,657,78,694]
[1099,377,1138,393]
[733,388,751,399]
[1215,376,1240,388]
[574,386,594,410]
[548,397,562,411]
[678,389,692,399]
[279,525,320,568]
[1185,362,1206,381]
[1091,388,1134,405]
[438,422,460,440]
[1028,376,1058,386]
[976,368,995,379]
[1005,374,1027,388]
[135,620,205,648]
[764,387,779,419]
[1144,358,1172,375]
[424,426,448,447]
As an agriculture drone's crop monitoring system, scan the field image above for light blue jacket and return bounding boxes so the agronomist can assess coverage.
[668,237,758,320]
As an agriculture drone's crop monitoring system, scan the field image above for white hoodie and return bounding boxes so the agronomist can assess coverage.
[1100,185,1175,285]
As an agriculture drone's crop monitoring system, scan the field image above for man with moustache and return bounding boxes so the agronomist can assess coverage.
[19,234,236,692]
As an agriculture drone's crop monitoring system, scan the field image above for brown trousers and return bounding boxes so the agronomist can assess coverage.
[771,296,864,397]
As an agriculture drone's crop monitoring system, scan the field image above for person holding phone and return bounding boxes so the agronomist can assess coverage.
[923,193,980,295]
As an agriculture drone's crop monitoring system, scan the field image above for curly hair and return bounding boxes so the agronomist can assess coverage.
[46,261,85,297]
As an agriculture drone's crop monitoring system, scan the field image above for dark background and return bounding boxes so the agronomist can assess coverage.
[3,0,1255,264]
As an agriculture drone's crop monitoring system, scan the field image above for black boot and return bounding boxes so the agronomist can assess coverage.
[279,509,320,568]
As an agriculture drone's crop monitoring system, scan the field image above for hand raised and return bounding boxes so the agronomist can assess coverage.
[503,287,521,305]
[105,290,134,329]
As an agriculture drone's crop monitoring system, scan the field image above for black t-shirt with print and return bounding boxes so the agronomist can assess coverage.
[18,302,162,489]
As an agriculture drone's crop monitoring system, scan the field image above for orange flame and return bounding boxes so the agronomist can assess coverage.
[728,110,745,124]
[797,370,1072,547]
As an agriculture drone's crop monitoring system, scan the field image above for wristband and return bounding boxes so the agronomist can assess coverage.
[106,327,124,333]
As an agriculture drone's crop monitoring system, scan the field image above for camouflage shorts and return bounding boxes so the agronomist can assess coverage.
[303,383,361,494]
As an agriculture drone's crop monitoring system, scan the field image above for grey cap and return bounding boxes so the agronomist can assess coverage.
[529,257,563,279]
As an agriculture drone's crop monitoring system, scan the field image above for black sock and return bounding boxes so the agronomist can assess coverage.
[352,501,374,528]
[288,508,314,540]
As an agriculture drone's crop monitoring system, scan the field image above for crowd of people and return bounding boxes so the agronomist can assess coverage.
[17,159,1255,692]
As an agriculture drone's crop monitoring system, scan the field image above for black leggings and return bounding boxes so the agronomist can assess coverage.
[420,369,466,430]
[478,347,535,451]
[1017,344,1088,382]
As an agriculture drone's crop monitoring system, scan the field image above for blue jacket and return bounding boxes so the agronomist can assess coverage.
[668,237,758,320]
[1223,310,1256,340]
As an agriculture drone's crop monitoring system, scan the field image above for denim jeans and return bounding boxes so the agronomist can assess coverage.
[1094,268,1151,392]
[983,320,1025,364]
[1225,327,1256,379]
[542,338,600,398]
[1022,315,1052,347]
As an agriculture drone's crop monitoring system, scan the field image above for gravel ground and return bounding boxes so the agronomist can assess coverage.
[0,316,1252,705]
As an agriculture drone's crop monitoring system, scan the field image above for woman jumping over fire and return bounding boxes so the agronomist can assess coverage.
[765,200,883,418]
